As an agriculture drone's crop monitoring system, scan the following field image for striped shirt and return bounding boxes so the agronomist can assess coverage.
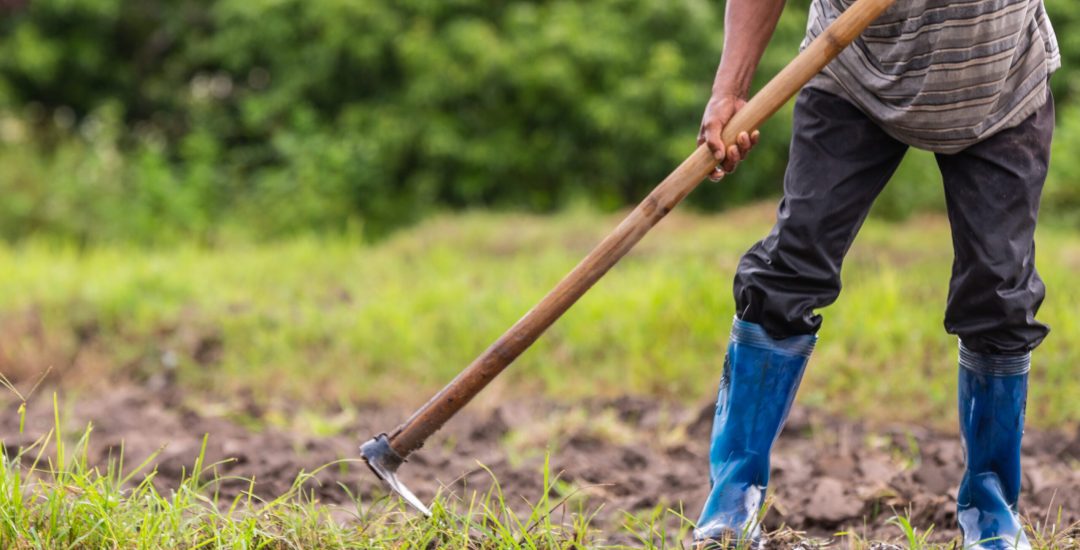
[802,0,1060,153]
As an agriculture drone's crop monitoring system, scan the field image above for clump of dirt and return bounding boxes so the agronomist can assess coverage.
[2,386,1078,545]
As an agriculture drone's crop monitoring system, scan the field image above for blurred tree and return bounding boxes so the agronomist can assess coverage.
[0,0,1076,244]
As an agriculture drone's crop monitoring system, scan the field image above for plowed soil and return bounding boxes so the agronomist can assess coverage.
[3,386,1079,546]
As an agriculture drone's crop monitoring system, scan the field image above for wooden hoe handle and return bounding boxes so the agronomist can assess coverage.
[386,0,896,458]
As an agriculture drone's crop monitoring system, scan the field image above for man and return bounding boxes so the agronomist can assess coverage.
[694,0,1059,548]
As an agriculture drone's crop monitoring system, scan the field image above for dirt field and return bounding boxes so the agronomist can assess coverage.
[3,385,1078,546]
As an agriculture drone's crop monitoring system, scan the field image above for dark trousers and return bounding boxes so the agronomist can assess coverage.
[734,87,1054,355]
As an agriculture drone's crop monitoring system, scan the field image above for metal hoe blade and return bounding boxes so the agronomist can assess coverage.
[359,434,432,517]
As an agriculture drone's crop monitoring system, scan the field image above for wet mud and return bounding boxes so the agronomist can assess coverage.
[2,387,1078,545]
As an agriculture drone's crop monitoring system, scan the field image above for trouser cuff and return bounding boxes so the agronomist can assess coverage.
[731,317,817,357]
[959,341,1031,376]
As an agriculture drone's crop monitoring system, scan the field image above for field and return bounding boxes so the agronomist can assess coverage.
[2,204,1079,548]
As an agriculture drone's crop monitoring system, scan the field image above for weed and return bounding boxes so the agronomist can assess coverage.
[887,513,937,548]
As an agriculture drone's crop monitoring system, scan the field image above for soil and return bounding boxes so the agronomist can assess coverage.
[2,386,1079,546]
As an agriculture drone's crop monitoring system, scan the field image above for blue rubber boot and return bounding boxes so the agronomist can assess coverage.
[694,318,816,547]
[957,343,1032,550]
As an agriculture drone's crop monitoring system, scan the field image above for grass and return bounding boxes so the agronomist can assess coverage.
[0,394,608,549]
[1,204,1078,430]
[3,404,1077,549]
[2,206,1078,546]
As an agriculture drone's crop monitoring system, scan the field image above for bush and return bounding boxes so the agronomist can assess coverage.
[0,0,1077,243]
[0,0,811,242]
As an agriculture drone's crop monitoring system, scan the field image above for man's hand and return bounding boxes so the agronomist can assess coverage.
[697,93,760,182]
[698,0,784,181]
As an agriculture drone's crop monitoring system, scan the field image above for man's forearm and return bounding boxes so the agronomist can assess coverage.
[713,0,786,98]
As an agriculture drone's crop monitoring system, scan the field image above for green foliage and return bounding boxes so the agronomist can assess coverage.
[1044,0,1080,101]
[1044,102,1080,228]
[0,0,807,243]
[1,0,1078,244]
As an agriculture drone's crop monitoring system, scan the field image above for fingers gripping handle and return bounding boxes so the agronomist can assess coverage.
[381,0,896,462]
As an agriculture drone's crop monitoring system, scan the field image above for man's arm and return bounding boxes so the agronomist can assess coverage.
[699,0,786,180]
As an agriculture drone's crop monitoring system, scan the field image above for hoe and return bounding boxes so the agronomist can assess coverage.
[361,0,897,516]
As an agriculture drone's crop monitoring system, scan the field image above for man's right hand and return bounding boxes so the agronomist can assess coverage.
[697,93,759,182]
